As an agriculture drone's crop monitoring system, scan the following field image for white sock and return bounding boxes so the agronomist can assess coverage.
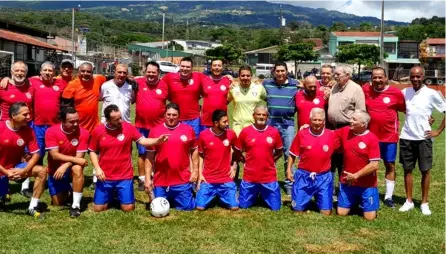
[72,192,83,209]
[29,197,39,210]
[92,168,97,183]
[384,179,395,200]
[138,176,145,182]
[21,178,30,190]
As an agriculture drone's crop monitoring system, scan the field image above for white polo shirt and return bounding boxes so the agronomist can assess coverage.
[400,85,446,140]
[100,80,135,123]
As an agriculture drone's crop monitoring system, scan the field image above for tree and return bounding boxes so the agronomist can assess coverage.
[335,44,387,75]
[205,45,242,65]
[359,22,373,32]
[276,42,319,75]
[330,22,347,32]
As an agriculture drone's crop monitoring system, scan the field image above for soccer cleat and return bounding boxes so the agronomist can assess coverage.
[285,186,292,197]
[20,189,33,198]
[420,203,432,216]
[69,207,81,218]
[399,201,415,212]
[137,179,145,192]
[384,198,396,208]
[28,207,44,220]
[5,193,11,202]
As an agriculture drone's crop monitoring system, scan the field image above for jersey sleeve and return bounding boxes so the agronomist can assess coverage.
[88,128,100,152]
[190,128,198,149]
[260,84,267,100]
[198,135,205,154]
[234,129,245,151]
[147,128,157,152]
[274,129,283,150]
[354,86,366,111]
[45,128,59,150]
[130,124,144,142]
[395,89,406,112]
[27,129,40,154]
[61,83,76,99]
[77,130,90,153]
[432,90,446,113]
[368,135,381,161]
[227,87,234,102]
[289,132,301,157]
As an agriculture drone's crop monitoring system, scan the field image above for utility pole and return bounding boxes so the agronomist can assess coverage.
[186,19,189,40]
[379,0,385,66]
[71,8,75,59]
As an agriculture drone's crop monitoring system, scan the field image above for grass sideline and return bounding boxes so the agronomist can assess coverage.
[0,106,444,253]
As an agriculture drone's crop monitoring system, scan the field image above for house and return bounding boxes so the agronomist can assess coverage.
[134,40,222,56]
[420,38,445,84]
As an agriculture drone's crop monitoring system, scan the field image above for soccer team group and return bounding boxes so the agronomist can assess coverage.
[0,56,444,220]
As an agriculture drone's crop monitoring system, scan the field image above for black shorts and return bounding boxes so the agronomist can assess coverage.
[399,139,433,172]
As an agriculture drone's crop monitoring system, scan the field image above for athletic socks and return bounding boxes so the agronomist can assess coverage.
[72,192,83,209]
[21,178,30,191]
[138,176,145,182]
[385,179,395,200]
[92,168,97,183]
[29,197,39,210]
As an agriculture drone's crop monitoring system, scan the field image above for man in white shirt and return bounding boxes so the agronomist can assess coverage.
[399,66,445,216]
[100,64,135,123]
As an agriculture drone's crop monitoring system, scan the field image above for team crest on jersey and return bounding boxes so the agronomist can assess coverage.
[220,85,226,91]
[71,138,79,146]
[207,86,211,89]
[313,98,320,105]
[358,142,366,149]
[143,87,148,91]
[188,79,194,85]
[251,138,256,143]
[16,139,24,146]
[53,86,59,91]
[209,142,214,146]
[40,85,45,88]
[323,145,329,152]
[223,139,230,146]
[180,135,188,142]
[266,137,273,144]
[383,97,390,104]
[26,92,32,99]
[4,139,9,143]
[252,91,258,97]
[156,89,162,95]
[117,134,125,141]
[10,94,15,98]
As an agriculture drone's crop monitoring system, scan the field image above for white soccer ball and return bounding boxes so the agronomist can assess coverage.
[150,197,170,218]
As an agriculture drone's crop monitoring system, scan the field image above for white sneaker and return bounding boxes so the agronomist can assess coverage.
[420,203,432,216]
[399,200,415,212]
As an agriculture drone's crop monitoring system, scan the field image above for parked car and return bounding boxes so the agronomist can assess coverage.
[156,61,179,74]
[353,70,372,83]
[255,63,274,78]
[203,66,238,78]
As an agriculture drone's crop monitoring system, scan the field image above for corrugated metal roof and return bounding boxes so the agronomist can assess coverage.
[127,44,192,58]
[332,32,396,37]
[426,38,445,45]
[0,29,65,51]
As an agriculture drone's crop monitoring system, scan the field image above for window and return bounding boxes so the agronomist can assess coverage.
[384,42,396,54]
[339,41,353,46]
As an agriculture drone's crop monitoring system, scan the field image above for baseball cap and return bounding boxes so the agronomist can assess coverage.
[61,59,74,67]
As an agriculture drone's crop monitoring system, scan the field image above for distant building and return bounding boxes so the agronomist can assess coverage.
[133,39,222,56]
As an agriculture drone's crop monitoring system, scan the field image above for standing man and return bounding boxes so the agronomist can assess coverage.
[296,76,327,129]
[45,107,89,217]
[145,103,199,211]
[234,106,283,211]
[57,59,75,83]
[263,61,300,196]
[318,64,336,95]
[134,61,169,191]
[162,57,204,137]
[196,110,238,210]
[0,102,47,219]
[200,59,231,131]
[363,67,406,208]
[336,110,381,221]
[88,105,167,213]
[398,66,445,215]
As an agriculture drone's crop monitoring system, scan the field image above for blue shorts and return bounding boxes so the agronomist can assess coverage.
[291,169,333,211]
[239,180,281,211]
[24,121,34,154]
[199,125,211,133]
[48,169,72,196]
[182,117,201,137]
[379,142,397,163]
[196,182,238,209]
[33,124,50,164]
[0,162,28,197]
[338,183,380,212]
[136,128,150,155]
[154,183,195,211]
[93,179,135,205]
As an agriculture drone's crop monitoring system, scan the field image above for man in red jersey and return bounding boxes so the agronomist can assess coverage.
[336,110,381,221]
[45,107,89,218]
[286,108,340,215]
[0,102,47,219]
[234,105,283,211]
[196,110,238,210]
[88,105,168,212]
[296,76,327,129]
[162,57,204,137]
[134,61,169,191]
[363,67,405,208]
[145,103,199,211]
[200,59,231,131]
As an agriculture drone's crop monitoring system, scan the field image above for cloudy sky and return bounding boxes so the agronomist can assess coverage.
[280,0,445,22]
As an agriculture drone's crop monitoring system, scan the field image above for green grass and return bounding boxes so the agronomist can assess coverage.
[0,107,444,253]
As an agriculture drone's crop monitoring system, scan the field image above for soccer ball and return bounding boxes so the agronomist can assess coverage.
[150,197,170,218]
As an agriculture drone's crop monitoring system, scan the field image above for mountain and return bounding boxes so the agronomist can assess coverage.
[0,1,408,27]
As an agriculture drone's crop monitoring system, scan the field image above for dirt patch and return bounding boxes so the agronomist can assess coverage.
[305,241,363,253]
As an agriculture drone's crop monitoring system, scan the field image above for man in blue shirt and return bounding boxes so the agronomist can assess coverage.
[263,61,301,195]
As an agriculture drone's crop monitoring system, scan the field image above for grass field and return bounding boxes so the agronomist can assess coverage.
[0,106,444,253]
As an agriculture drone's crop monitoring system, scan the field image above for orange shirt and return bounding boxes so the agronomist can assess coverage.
[62,76,106,133]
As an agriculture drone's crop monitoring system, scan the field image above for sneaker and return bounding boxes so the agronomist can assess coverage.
[399,200,415,212]
[137,179,145,192]
[69,207,81,218]
[420,203,432,216]
[28,207,44,220]
[20,189,33,198]
[285,186,292,196]
[5,193,11,202]
[384,198,396,208]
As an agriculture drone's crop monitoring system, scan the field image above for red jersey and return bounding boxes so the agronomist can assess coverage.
[200,75,231,126]
[0,82,34,121]
[30,77,67,125]
[88,122,143,180]
[134,77,168,129]
[162,72,203,121]
[148,123,197,187]
[198,128,237,184]
[289,128,340,173]
[234,125,283,183]
[295,90,327,128]
[363,84,406,143]
[336,127,380,187]
[45,124,89,175]
[0,121,39,175]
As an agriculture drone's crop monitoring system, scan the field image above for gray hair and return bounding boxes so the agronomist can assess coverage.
[254,105,268,114]
[11,61,28,73]
[410,65,425,75]
[79,62,93,70]
[40,61,55,71]
[353,109,370,127]
[309,107,325,120]
[336,64,353,76]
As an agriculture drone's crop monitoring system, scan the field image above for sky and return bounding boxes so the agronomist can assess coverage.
[279,0,446,23]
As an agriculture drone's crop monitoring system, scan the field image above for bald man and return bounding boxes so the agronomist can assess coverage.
[295,76,327,129]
